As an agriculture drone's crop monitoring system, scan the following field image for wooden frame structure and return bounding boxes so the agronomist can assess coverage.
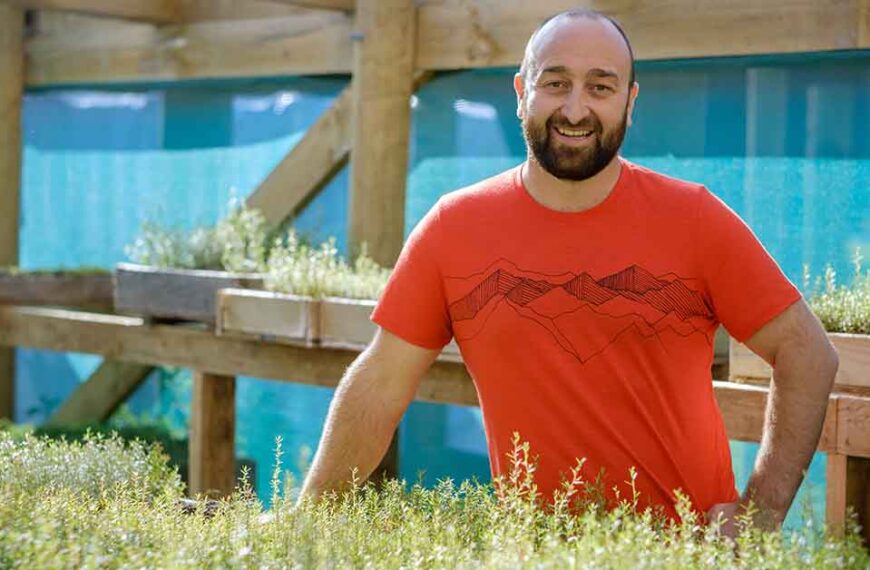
[1,0,868,543]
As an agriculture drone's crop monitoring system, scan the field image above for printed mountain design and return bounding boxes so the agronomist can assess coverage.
[446,259,714,364]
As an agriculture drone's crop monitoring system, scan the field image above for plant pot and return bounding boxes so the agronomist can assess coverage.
[729,333,870,395]
[217,288,319,345]
[114,263,264,324]
[0,269,113,309]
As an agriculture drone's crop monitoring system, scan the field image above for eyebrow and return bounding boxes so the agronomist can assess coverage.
[538,66,620,81]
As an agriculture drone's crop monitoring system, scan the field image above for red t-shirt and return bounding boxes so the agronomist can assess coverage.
[371,158,802,519]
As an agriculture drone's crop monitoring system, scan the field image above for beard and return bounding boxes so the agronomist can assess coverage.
[522,105,628,182]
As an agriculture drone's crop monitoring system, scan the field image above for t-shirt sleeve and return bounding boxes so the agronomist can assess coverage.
[695,187,802,343]
[370,199,453,350]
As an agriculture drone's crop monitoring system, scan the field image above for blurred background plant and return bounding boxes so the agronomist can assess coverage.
[804,247,869,334]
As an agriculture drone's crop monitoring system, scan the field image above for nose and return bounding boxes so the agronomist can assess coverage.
[561,87,591,125]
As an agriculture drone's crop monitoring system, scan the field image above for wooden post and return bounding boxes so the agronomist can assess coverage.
[827,453,870,545]
[347,0,417,483]
[189,372,236,498]
[0,5,24,421]
[348,0,416,266]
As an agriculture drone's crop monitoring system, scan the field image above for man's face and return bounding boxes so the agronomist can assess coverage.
[515,17,638,181]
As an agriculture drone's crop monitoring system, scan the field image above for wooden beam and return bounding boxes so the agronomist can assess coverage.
[246,85,352,226]
[0,306,474,403]
[0,5,23,421]
[246,72,432,228]
[44,360,154,426]
[189,371,236,498]
[26,12,353,86]
[25,1,869,86]
[5,0,180,23]
[348,0,417,266]
[266,0,353,11]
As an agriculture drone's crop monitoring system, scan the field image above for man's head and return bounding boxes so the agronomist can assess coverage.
[515,10,639,181]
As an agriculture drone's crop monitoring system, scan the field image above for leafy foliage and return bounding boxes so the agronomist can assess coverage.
[805,248,870,334]
[0,433,866,569]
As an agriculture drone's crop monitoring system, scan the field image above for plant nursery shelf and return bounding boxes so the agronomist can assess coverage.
[114,263,264,325]
[0,270,113,309]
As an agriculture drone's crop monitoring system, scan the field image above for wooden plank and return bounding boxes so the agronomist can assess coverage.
[415,1,867,71]
[26,12,353,86]
[0,271,113,309]
[267,0,353,11]
[0,4,23,420]
[826,452,849,535]
[217,288,319,345]
[730,334,870,395]
[837,395,870,458]
[189,371,236,498]
[0,306,474,402]
[44,360,154,425]
[26,1,867,86]
[114,263,264,324]
[846,457,870,546]
[348,0,417,266]
[4,0,180,23]
[246,86,352,226]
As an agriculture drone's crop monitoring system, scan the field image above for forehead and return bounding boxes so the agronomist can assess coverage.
[529,16,631,80]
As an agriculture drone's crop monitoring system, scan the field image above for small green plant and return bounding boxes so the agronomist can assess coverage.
[264,232,390,300]
[0,432,866,569]
[804,247,870,334]
[125,199,271,272]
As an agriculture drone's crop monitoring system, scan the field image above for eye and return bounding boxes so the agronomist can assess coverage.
[543,80,569,89]
[590,84,614,94]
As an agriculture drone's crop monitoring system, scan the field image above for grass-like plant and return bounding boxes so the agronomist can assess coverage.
[0,266,110,276]
[0,432,866,569]
[125,199,271,273]
[264,232,390,300]
[804,248,870,334]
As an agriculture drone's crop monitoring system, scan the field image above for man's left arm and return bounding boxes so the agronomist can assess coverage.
[710,298,839,533]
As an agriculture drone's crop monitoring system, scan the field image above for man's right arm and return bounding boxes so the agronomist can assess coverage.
[296,327,441,503]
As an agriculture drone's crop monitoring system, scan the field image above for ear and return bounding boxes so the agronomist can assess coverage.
[513,72,526,120]
[626,81,639,128]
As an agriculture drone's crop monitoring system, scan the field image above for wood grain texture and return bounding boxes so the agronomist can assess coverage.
[114,263,264,324]
[0,5,23,420]
[26,1,866,85]
[45,360,154,425]
[217,288,319,345]
[267,0,354,11]
[347,0,417,266]
[5,0,180,23]
[730,335,870,395]
[0,272,113,308]
[189,371,236,498]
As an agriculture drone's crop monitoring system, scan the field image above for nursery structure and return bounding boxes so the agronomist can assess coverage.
[0,0,868,543]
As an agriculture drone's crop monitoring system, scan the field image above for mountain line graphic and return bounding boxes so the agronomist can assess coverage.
[446,260,715,364]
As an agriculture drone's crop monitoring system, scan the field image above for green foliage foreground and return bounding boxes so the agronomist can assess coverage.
[0,432,867,569]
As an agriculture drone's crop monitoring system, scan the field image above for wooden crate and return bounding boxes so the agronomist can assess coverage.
[0,270,113,309]
[114,263,264,324]
[216,289,463,359]
[216,288,318,346]
[730,333,870,395]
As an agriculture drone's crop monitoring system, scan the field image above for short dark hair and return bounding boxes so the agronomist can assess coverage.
[519,9,636,88]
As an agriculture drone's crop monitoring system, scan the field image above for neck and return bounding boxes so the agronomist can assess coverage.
[521,155,623,213]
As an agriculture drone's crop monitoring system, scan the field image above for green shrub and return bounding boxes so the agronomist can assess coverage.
[0,433,866,569]
[805,248,870,334]
[264,232,390,300]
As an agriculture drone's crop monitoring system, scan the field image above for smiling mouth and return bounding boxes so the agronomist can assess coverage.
[552,125,595,139]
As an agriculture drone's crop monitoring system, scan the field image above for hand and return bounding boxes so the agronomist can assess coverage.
[706,501,743,541]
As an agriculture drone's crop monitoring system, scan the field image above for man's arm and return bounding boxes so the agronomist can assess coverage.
[710,298,839,532]
[296,327,441,503]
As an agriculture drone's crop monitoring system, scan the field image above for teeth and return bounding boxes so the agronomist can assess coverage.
[555,126,592,137]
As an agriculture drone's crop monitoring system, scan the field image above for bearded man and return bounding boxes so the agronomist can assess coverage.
[298,9,838,538]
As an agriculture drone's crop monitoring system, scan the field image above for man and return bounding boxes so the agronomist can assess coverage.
[298,9,838,536]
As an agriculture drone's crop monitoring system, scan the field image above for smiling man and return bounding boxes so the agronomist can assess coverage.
[298,10,838,537]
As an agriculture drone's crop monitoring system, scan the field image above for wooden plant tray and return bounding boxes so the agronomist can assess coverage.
[114,263,264,324]
[0,270,113,309]
[216,288,463,360]
[730,333,870,395]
